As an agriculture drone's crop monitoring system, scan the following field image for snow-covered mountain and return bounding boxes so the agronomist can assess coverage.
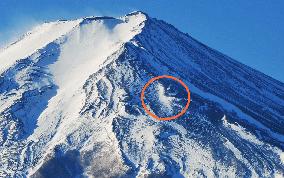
[0,11,283,178]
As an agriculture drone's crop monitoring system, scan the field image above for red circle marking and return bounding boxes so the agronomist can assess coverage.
[140,75,191,121]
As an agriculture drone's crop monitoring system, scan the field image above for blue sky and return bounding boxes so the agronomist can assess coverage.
[0,0,283,82]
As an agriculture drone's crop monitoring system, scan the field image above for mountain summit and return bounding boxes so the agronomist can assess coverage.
[0,11,283,177]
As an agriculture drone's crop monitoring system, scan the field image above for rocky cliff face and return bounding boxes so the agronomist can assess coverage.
[0,11,283,177]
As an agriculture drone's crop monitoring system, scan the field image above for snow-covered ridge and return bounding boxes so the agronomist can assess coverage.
[50,11,147,91]
[0,11,148,75]
[0,20,81,74]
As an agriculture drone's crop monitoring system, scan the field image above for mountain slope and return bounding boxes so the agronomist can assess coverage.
[0,11,283,178]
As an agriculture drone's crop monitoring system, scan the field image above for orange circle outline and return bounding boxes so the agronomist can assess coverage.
[140,75,191,121]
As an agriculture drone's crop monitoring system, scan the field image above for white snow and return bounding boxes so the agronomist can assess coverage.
[281,152,284,164]
[26,12,148,176]
[50,14,146,92]
[28,12,147,139]
[141,49,284,143]
[156,83,175,113]
[0,20,81,74]
[222,115,263,145]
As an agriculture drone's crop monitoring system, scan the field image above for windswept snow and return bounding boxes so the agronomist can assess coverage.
[0,20,81,74]
[51,13,146,91]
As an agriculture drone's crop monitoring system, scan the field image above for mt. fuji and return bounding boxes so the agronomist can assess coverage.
[0,11,283,177]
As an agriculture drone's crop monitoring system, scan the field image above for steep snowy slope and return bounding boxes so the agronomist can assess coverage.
[0,11,283,177]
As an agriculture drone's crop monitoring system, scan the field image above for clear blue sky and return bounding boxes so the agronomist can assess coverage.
[0,0,283,82]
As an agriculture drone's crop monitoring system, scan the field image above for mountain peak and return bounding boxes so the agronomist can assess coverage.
[79,11,149,25]
[0,12,283,178]
[126,10,149,17]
